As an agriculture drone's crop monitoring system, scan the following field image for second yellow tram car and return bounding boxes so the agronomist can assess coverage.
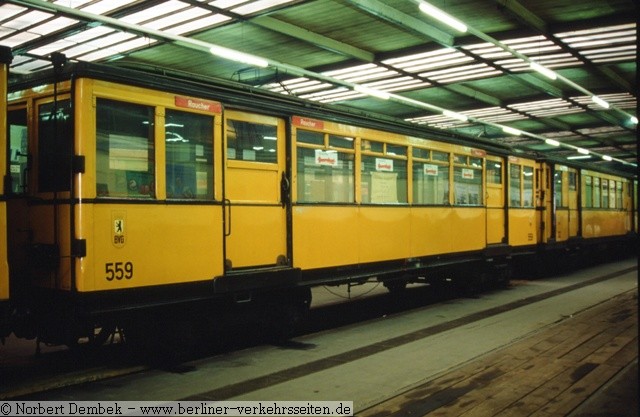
[2,57,636,346]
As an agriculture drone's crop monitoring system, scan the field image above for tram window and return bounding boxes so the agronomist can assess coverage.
[510,165,521,207]
[361,156,407,204]
[569,172,577,191]
[226,120,277,163]
[329,134,354,149]
[413,162,449,205]
[432,151,448,162]
[487,162,502,185]
[523,166,534,207]
[387,144,407,157]
[610,181,617,209]
[8,109,28,194]
[602,179,609,208]
[96,98,155,198]
[584,176,593,208]
[412,148,430,159]
[593,177,600,208]
[554,171,563,208]
[38,100,72,193]
[616,182,623,209]
[362,140,383,153]
[297,130,323,146]
[296,147,354,203]
[165,109,213,200]
[454,167,482,206]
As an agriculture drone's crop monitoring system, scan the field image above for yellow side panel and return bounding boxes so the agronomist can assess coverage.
[569,209,580,237]
[410,207,454,256]
[81,204,223,292]
[508,209,536,247]
[226,164,280,202]
[225,205,287,268]
[555,209,569,242]
[359,207,411,264]
[487,208,505,245]
[0,204,7,300]
[448,208,486,252]
[292,206,359,270]
[582,211,628,238]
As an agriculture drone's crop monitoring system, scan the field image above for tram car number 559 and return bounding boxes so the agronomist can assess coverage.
[105,262,134,281]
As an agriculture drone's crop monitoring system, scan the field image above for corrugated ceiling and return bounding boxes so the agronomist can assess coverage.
[1,0,637,174]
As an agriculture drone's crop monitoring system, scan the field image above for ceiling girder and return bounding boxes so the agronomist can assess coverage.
[251,16,375,62]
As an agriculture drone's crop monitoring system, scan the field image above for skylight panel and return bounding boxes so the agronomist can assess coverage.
[29,16,78,35]
[63,43,101,58]
[12,58,51,73]
[0,4,27,22]
[142,7,210,31]
[2,31,40,48]
[81,0,138,15]
[231,0,296,15]
[210,0,247,8]
[165,14,231,35]
[53,0,94,7]
[28,39,76,56]
[65,26,115,43]
[403,55,473,74]
[3,10,53,30]
[121,1,189,25]
[383,48,458,66]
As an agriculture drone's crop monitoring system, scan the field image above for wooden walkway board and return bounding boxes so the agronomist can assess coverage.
[360,290,638,417]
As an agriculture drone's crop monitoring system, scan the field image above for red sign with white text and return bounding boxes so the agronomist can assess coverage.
[175,96,222,113]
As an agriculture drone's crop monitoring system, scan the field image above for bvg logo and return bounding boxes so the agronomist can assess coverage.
[112,212,126,247]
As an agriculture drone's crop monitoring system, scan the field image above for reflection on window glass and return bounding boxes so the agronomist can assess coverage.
[96,98,155,198]
[593,177,600,208]
[487,161,502,185]
[554,171,564,208]
[523,166,533,207]
[362,156,407,204]
[329,134,354,149]
[296,147,354,203]
[39,100,73,192]
[510,164,521,207]
[616,182,623,209]
[362,140,383,153]
[413,162,449,205]
[609,181,616,209]
[585,176,593,208]
[602,179,609,208]
[454,167,482,205]
[297,130,323,146]
[165,109,213,200]
[454,154,482,206]
[569,172,577,191]
[8,109,28,194]
[226,120,277,163]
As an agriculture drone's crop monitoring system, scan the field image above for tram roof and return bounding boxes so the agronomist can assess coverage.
[1,0,637,175]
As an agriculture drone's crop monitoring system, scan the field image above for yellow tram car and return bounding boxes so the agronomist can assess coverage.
[1,56,636,346]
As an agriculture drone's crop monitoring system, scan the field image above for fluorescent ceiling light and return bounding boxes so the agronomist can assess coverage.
[354,85,390,100]
[418,2,467,33]
[443,110,468,122]
[545,139,561,146]
[591,95,610,109]
[209,45,268,68]
[530,62,557,80]
[567,155,591,160]
[577,147,590,155]
[630,116,639,125]
[502,126,522,136]
[602,155,613,161]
